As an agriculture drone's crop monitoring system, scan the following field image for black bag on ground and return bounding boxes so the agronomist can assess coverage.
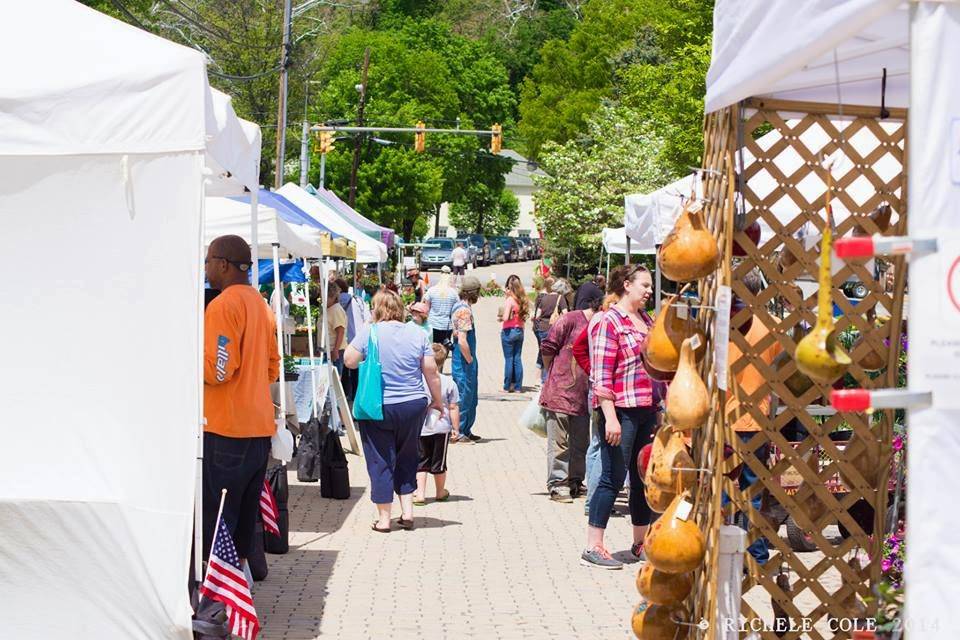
[247,519,268,580]
[320,426,351,500]
[263,464,290,554]
[296,416,322,482]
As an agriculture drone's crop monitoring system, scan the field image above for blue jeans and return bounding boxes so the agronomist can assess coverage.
[584,410,602,508]
[452,348,478,437]
[534,327,549,376]
[721,432,770,564]
[588,407,657,529]
[500,327,524,392]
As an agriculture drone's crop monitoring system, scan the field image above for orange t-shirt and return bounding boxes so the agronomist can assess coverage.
[725,319,782,433]
[204,285,280,438]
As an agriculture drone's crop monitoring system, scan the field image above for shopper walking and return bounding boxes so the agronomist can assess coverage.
[499,277,529,393]
[407,267,427,303]
[531,276,567,378]
[336,277,359,400]
[423,266,459,346]
[414,343,460,505]
[202,235,279,561]
[450,276,482,442]
[540,290,601,502]
[451,241,469,278]
[344,291,443,532]
[582,265,658,570]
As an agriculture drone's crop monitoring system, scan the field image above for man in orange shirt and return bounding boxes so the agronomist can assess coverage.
[202,235,280,562]
[724,270,782,565]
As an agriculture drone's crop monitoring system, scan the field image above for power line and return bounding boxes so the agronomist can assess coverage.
[109,0,150,29]
[156,0,279,50]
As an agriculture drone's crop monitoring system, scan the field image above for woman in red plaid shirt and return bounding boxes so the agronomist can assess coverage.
[580,264,658,570]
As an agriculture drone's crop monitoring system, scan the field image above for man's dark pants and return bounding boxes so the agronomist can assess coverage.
[202,432,271,560]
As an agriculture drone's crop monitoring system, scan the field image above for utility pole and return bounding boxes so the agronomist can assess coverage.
[348,47,370,208]
[273,0,293,189]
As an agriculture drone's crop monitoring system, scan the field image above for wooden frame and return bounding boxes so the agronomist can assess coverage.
[691,99,908,639]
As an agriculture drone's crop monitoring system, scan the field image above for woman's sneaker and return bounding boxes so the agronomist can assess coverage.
[580,546,623,570]
[631,542,646,562]
[550,486,573,503]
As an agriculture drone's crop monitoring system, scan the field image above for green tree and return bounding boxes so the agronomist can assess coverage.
[449,184,520,235]
[533,105,674,259]
[517,0,713,159]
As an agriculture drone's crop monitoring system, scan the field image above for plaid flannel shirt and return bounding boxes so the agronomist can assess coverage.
[590,305,654,409]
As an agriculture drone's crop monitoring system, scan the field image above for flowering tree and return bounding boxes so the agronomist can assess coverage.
[532,105,674,269]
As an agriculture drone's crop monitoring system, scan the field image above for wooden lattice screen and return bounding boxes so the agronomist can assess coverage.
[690,99,908,639]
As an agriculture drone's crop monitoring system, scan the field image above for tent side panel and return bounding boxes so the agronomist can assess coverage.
[0,152,201,638]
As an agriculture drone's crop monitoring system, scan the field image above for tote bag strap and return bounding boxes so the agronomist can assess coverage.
[368,324,380,364]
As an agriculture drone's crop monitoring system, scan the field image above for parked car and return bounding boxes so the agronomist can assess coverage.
[419,237,456,271]
[494,236,518,262]
[516,237,534,261]
[459,233,490,266]
[529,238,543,259]
[488,240,505,264]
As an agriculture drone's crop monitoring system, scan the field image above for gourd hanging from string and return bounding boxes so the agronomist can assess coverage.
[636,564,694,606]
[665,336,710,430]
[658,174,720,282]
[643,293,706,377]
[794,169,851,383]
[643,491,706,574]
[631,600,689,640]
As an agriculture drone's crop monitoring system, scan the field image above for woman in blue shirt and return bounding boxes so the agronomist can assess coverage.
[344,291,443,532]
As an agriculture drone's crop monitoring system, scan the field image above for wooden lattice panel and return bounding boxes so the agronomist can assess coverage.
[693,100,908,640]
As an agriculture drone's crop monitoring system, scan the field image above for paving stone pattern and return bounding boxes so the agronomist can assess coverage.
[254,293,639,639]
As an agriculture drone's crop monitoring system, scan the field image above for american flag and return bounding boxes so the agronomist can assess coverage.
[200,517,260,640]
[260,477,280,536]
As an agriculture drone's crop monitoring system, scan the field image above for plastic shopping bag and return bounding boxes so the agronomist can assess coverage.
[271,424,295,462]
[519,390,547,436]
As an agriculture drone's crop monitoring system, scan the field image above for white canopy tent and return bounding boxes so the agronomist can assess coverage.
[705,1,960,634]
[601,227,655,255]
[277,183,388,263]
[0,1,212,637]
[205,197,323,259]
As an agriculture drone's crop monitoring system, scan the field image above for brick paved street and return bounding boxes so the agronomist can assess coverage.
[254,278,640,639]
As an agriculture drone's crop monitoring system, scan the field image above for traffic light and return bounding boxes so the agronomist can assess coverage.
[490,123,502,154]
[315,131,334,154]
[414,121,426,153]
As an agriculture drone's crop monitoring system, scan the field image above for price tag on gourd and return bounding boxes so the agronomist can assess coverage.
[714,285,732,391]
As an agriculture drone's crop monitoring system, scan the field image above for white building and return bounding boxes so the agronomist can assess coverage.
[436,148,546,238]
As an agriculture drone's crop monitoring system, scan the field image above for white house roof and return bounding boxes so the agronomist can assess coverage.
[502,149,546,189]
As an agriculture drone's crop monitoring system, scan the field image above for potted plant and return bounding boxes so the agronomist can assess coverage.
[283,355,299,382]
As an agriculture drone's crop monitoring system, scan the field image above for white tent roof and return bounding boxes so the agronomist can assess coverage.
[602,227,655,255]
[205,197,324,259]
[0,0,206,155]
[277,183,388,263]
[706,0,907,113]
[205,90,261,195]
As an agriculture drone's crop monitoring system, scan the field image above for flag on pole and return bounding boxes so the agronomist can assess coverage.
[260,477,280,536]
[200,517,260,640]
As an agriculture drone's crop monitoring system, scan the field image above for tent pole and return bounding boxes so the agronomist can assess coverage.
[606,254,610,282]
[321,260,341,432]
[251,189,260,288]
[194,180,207,585]
[272,243,287,420]
[597,246,604,275]
[303,261,319,417]
[625,236,631,265]
[655,250,662,315]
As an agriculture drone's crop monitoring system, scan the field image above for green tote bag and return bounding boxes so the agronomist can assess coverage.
[352,324,384,421]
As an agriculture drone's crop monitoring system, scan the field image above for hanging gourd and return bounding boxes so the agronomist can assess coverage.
[853,307,886,372]
[794,178,851,383]
[644,427,677,512]
[644,492,706,574]
[646,427,696,495]
[637,564,694,606]
[645,481,677,514]
[665,337,710,431]
[631,600,689,640]
[733,219,761,257]
[775,325,815,397]
[658,199,720,282]
[644,295,706,374]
